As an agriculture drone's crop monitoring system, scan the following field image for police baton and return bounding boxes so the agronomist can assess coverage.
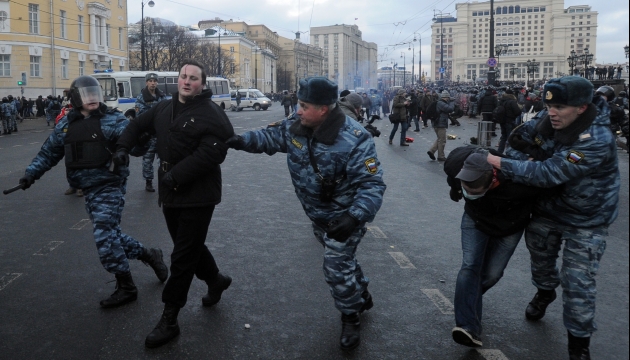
[3,184,25,195]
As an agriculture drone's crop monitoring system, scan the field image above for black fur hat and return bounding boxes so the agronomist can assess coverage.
[297,77,338,105]
[544,76,593,106]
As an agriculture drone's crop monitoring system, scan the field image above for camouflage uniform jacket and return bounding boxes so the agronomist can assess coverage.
[502,97,620,228]
[25,106,131,189]
[135,87,167,116]
[1,103,10,117]
[239,105,386,224]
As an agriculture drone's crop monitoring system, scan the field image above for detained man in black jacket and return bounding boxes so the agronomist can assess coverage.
[444,147,547,348]
[115,59,235,348]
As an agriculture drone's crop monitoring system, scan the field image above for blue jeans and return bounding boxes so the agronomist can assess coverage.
[454,213,523,336]
[389,121,409,144]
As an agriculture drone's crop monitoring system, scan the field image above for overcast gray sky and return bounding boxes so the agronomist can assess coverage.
[132,0,629,74]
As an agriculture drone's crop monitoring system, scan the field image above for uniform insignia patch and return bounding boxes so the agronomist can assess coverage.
[63,128,67,132]
[545,91,553,100]
[567,150,584,164]
[291,138,303,150]
[353,129,362,137]
[364,158,378,174]
[579,133,591,140]
[268,120,283,127]
[534,135,544,146]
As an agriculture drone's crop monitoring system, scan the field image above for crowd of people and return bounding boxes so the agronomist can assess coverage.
[9,61,628,359]
[0,94,73,135]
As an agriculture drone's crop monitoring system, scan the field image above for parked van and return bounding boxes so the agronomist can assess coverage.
[230,88,272,111]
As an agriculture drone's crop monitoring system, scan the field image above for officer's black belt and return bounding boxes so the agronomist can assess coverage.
[160,161,175,172]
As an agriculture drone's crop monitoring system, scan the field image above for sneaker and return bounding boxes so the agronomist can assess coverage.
[427,151,436,161]
[452,327,482,347]
[437,157,447,162]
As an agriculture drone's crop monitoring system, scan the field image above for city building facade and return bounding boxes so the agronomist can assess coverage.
[310,24,378,91]
[277,35,324,92]
[430,0,598,84]
[0,0,128,97]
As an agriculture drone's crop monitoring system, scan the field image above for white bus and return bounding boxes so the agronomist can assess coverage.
[90,70,232,118]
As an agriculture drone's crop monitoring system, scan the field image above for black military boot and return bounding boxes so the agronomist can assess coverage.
[145,180,155,192]
[525,288,556,321]
[202,273,232,307]
[100,272,138,308]
[145,304,181,348]
[568,332,591,360]
[139,247,169,283]
[340,313,361,350]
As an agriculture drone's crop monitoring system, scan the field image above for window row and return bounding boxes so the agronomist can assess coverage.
[473,6,546,16]
[0,55,88,78]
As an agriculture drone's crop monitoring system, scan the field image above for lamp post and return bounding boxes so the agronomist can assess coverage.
[567,50,578,76]
[253,46,259,89]
[140,0,155,71]
[625,44,629,58]
[401,52,406,87]
[509,65,516,82]
[432,10,444,84]
[472,71,476,84]
[495,44,508,81]
[526,59,539,87]
[415,34,422,86]
[487,0,497,86]
[582,48,593,79]
[409,42,415,86]
[457,75,460,84]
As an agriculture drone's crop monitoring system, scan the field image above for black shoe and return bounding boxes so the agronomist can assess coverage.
[139,248,169,283]
[400,143,409,146]
[360,290,373,313]
[13,128,17,132]
[427,151,436,161]
[340,313,361,351]
[202,273,232,307]
[145,180,155,192]
[452,327,483,347]
[100,272,138,308]
[568,332,591,360]
[145,304,181,348]
[413,129,420,132]
[525,289,556,321]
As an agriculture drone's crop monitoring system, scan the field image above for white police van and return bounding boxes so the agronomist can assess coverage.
[91,70,232,118]
[230,88,272,111]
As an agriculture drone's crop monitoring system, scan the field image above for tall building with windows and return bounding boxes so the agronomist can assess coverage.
[431,0,598,84]
[310,24,378,91]
[0,0,128,97]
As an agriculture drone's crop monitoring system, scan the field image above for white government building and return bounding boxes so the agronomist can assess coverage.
[430,0,598,83]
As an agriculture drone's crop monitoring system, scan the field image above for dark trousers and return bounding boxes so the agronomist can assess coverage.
[162,205,219,308]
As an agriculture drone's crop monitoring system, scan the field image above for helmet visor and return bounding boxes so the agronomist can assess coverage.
[77,85,104,107]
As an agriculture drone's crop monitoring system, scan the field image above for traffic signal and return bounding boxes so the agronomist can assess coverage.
[18,72,26,86]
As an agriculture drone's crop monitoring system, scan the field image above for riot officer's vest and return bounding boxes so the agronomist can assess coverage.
[64,115,114,169]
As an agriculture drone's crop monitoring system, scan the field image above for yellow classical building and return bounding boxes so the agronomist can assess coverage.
[0,0,128,98]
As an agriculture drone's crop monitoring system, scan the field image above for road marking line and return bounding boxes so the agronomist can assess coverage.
[33,241,64,256]
[367,226,387,238]
[388,252,416,269]
[421,289,454,314]
[29,142,40,144]
[12,145,23,147]
[70,219,91,230]
[0,273,23,291]
[477,349,509,360]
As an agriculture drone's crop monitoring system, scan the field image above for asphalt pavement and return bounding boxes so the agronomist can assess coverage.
[0,106,628,360]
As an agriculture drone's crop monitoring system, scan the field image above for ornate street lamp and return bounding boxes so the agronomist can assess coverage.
[432,10,445,84]
[141,0,155,71]
[624,44,629,59]
[400,52,406,86]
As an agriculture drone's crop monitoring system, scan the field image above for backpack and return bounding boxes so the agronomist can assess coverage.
[51,101,61,111]
[492,104,506,123]
[425,100,439,120]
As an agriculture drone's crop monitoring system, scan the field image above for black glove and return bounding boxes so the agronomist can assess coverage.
[226,135,246,150]
[19,173,35,190]
[364,124,381,137]
[161,171,178,191]
[112,148,129,167]
[326,213,360,242]
[450,187,462,202]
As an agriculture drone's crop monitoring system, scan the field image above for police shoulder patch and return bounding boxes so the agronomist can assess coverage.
[291,138,303,150]
[364,158,378,174]
[353,129,363,137]
[579,133,591,141]
[267,120,283,128]
[566,150,585,164]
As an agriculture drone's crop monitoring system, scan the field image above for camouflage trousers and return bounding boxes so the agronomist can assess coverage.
[7,115,16,129]
[83,181,146,274]
[525,216,607,337]
[142,137,158,181]
[1,115,9,131]
[312,223,370,315]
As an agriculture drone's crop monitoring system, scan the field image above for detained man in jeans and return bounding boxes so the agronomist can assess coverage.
[444,148,549,347]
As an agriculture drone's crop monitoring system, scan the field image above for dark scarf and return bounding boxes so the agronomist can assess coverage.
[141,86,164,102]
[535,103,597,145]
[289,105,346,145]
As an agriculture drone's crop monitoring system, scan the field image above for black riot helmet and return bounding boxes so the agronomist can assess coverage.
[595,85,615,102]
[7,95,13,101]
[2,97,8,103]
[69,76,104,109]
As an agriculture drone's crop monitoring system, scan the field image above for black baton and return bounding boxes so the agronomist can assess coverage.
[3,184,25,195]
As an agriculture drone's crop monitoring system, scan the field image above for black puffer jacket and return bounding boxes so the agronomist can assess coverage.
[444,146,547,237]
[478,92,498,113]
[117,89,235,208]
